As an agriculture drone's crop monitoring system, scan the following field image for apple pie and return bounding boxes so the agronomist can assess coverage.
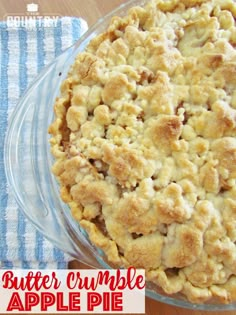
[49,0,236,303]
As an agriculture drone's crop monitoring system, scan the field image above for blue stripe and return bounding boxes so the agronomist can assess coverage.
[0,25,9,263]
[54,18,62,56]
[2,261,13,269]
[22,261,31,269]
[72,18,81,43]
[1,261,13,269]
[57,261,68,269]
[18,28,28,96]
[39,261,47,268]
[37,22,45,70]
[35,229,44,264]
[17,27,28,263]
[35,231,46,266]
[53,247,66,268]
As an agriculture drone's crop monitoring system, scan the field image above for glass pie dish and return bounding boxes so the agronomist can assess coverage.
[4,0,236,310]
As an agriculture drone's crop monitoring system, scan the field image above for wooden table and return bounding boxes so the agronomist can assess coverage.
[0,1,235,314]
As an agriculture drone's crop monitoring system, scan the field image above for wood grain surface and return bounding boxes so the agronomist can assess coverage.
[0,0,235,314]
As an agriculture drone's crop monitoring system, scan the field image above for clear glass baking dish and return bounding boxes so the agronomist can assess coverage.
[4,0,236,310]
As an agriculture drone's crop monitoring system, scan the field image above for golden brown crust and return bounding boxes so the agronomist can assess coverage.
[49,0,236,304]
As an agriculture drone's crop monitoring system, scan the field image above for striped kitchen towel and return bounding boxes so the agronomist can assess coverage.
[0,17,88,268]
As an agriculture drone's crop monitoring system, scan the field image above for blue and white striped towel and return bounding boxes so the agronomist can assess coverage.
[0,17,88,268]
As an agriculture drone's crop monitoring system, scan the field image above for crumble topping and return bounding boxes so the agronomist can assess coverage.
[49,0,236,303]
